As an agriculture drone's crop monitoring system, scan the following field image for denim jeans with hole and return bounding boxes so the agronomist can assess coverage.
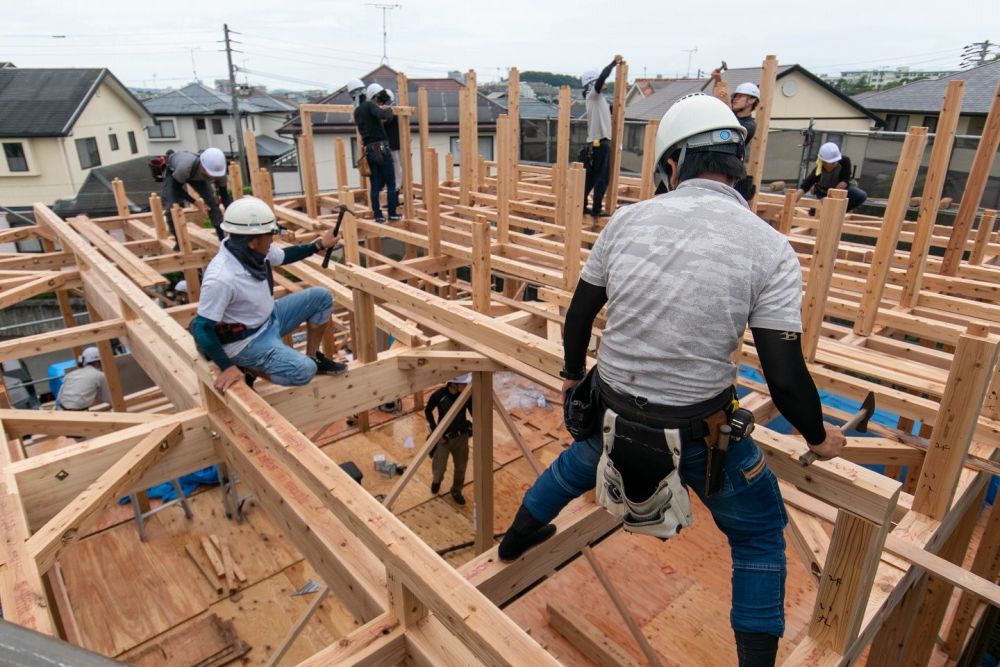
[523,428,788,637]
[229,287,333,386]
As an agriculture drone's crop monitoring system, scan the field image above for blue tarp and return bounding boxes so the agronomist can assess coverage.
[118,465,221,505]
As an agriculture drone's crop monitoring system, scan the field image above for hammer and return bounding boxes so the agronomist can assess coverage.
[321,204,353,269]
[799,391,875,466]
[700,61,727,91]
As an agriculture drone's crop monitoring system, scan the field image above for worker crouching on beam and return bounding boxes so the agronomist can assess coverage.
[190,196,348,393]
[498,94,845,667]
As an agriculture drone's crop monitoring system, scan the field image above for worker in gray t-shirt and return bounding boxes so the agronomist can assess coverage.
[57,347,110,411]
[499,94,845,667]
[580,55,621,221]
[160,147,233,245]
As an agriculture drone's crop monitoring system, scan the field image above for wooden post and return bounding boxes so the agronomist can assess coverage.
[259,168,274,211]
[86,305,126,412]
[941,81,1000,275]
[335,137,351,205]
[747,55,778,211]
[425,149,442,257]
[507,67,520,200]
[913,323,1000,519]
[467,69,479,196]
[969,209,998,265]
[111,178,129,218]
[471,370,493,554]
[555,85,571,202]
[943,500,1000,657]
[228,161,244,200]
[496,115,511,244]
[342,210,360,266]
[899,80,965,305]
[638,120,659,201]
[563,164,584,290]
[396,72,414,221]
[445,152,455,183]
[299,109,320,219]
[244,127,261,197]
[417,87,430,190]
[471,220,491,315]
[171,204,201,302]
[606,57,627,214]
[801,190,848,361]
[386,567,427,628]
[853,126,928,336]
[777,189,796,236]
[38,236,82,361]
[149,194,169,241]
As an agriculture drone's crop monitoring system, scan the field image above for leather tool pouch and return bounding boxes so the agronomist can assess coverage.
[703,410,730,498]
[562,366,601,441]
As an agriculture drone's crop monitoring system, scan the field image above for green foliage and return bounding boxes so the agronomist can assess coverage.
[520,71,582,88]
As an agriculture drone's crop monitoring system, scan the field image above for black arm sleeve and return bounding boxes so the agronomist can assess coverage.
[191,315,235,372]
[594,59,617,94]
[839,157,852,183]
[799,170,818,193]
[280,243,320,265]
[563,279,608,378]
[751,328,827,445]
[425,388,443,429]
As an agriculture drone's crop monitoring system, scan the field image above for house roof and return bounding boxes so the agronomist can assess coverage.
[853,60,1000,115]
[278,65,504,135]
[631,77,692,97]
[0,68,152,138]
[143,82,296,116]
[255,134,294,158]
[52,156,160,218]
[626,64,881,123]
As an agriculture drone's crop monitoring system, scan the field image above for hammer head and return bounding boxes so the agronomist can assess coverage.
[856,391,875,433]
[720,61,728,72]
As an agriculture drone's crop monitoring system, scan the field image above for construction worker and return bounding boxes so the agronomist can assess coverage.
[711,69,760,200]
[56,347,110,411]
[190,197,348,393]
[353,82,400,223]
[346,78,366,108]
[796,142,868,212]
[424,374,473,505]
[160,147,232,243]
[384,89,404,207]
[173,280,189,305]
[581,55,622,220]
[498,94,845,666]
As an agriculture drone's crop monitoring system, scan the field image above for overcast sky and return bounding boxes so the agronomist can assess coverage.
[3,0,998,91]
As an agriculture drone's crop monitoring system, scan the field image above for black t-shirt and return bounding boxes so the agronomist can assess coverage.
[353,100,393,145]
[425,386,472,435]
[738,116,757,147]
[385,115,401,151]
[799,156,852,197]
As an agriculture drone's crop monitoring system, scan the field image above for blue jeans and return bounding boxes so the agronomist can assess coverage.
[230,287,333,386]
[524,428,788,637]
[366,142,397,221]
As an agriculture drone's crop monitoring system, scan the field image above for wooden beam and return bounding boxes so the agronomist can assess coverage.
[563,164,584,290]
[471,220,492,314]
[606,57,627,214]
[801,189,848,361]
[547,601,642,667]
[472,371,493,554]
[300,110,320,219]
[507,68,520,200]
[496,114,511,244]
[748,55,778,211]
[265,584,330,667]
[396,72,415,221]
[27,424,181,573]
[0,319,126,362]
[969,209,999,265]
[0,480,55,635]
[0,410,158,438]
[418,87,430,190]
[638,120,659,202]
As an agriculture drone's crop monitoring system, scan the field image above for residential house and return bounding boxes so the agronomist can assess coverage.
[142,82,296,168]
[835,67,958,90]
[277,65,505,192]
[0,67,154,215]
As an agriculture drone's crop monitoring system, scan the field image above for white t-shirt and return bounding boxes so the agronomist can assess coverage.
[197,243,286,357]
[581,178,803,405]
[586,89,612,143]
[57,365,110,410]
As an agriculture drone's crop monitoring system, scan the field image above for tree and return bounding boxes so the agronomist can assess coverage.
[520,71,581,88]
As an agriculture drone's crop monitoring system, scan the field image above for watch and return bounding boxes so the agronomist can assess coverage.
[313,238,325,252]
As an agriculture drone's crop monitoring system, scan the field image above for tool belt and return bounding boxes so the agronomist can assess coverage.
[364,141,389,165]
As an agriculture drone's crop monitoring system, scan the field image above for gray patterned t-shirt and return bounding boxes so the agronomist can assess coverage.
[581,178,803,405]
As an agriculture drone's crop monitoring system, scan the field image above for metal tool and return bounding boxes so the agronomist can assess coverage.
[705,423,732,497]
[321,204,353,269]
[700,61,728,92]
[799,391,875,466]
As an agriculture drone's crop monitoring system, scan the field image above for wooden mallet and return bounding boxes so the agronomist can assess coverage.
[799,391,875,466]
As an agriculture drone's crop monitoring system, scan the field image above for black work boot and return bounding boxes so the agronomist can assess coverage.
[314,351,348,375]
[498,504,556,562]
[734,631,778,667]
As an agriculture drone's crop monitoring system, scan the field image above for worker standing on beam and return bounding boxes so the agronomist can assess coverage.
[711,67,761,201]
[795,141,868,212]
[160,147,232,244]
[580,56,622,222]
[56,347,110,411]
[499,94,845,667]
[190,197,348,393]
[353,82,400,223]
[424,374,474,506]
[384,89,404,209]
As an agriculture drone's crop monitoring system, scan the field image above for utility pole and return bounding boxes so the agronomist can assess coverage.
[682,47,698,78]
[961,40,998,69]
[367,3,402,65]
[223,24,248,176]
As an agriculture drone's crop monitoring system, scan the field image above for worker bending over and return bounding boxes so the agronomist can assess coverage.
[796,141,868,212]
[56,347,111,411]
[161,147,232,242]
[191,197,347,393]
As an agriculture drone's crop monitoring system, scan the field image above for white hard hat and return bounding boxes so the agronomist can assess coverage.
[346,78,365,96]
[175,280,188,293]
[79,347,101,365]
[385,89,395,104]
[581,69,599,87]
[734,82,761,99]
[450,373,472,384]
[220,196,279,235]
[366,82,384,99]
[818,142,842,163]
[199,147,227,178]
[654,93,746,190]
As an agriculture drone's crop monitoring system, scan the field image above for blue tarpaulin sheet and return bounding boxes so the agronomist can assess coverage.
[118,466,221,505]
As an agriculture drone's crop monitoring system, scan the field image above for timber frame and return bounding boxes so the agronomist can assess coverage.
[1,59,1000,666]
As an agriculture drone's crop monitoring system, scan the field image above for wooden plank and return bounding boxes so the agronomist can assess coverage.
[748,55,778,211]
[69,215,166,288]
[300,110,320,219]
[941,80,1000,274]
[418,87,430,190]
[853,127,928,336]
[899,80,965,305]
[471,220,492,314]
[295,614,404,667]
[970,208,999,265]
[397,72,415,221]
[547,601,642,667]
[0,409,159,438]
[606,57,627,214]
[801,189,848,361]
[507,68,520,200]
[169,205,201,302]
[638,120,659,202]
[0,319,126,362]
[185,543,223,594]
[472,371,493,554]
[0,480,56,635]
[563,164,584,290]
[943,499,1000,657]
[0,271,79,310]
[785,503,828,582]
[496,114,511,244]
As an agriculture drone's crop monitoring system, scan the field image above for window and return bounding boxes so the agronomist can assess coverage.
[3,142,29,172]
[75,137,101,169]
[128,131,138,154]
[147,119,176,139]
[448,136,494,165]
[196,118,206,130]
[211,118,224,135]
[966,116,986,135]
[922,115,939,133]
[884,114,909,132]
[108,133,119,151]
